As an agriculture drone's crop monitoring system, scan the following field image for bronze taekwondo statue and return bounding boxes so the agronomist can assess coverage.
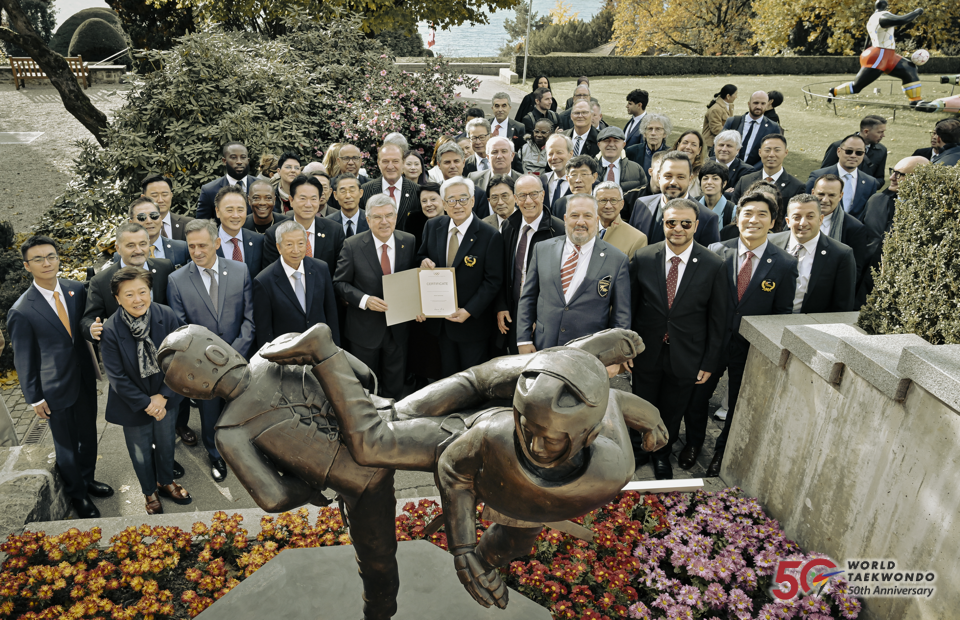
[158,324,666,616]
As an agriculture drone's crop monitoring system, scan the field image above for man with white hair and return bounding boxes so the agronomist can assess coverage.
[468,136,521,192]
[417,176,504,377]
[540,133,574,213]
[462,117,493,176]
[721,91,781,167]
[711,129,750,193]
[562,100,600,158]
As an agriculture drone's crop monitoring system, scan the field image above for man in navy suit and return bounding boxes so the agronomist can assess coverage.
[811,174,869,286]
[329,175,369,238]
[629,199,728,479]
[263,176,345,277]
[629,151,721,246]
[8,236,113,518]
[768,194,857,313]
[688,192,798,477]
[722,92,781,167]
[213,186,264,278]
[195,142,260,220]
[254,220,339,350]
[515,195,631,370]
[142,175,193,241]
[334,195,418,399]
[623,88,649,148]
[168,219,255,482]
[124,198,190,267]
[820,115,889,184]
[417,176,504,377]
[805,134,881,219]
[729,134,806,205]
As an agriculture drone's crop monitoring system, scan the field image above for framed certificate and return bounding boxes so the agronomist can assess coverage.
[382,268,458,326]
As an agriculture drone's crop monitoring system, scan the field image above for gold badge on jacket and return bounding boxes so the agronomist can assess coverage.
[760,279,776,292]
[464,256,477,267]
[598,275,612,297]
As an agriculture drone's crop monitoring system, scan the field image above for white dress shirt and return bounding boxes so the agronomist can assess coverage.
[281,257,307,298]
[360,235,396,310]
[491,118,509,138]
[341,210,362,236]
[198,257,222,294]
[788,233,819,313]
[302,218,316,255]
[821,212,835,236]
[561,236,596,304]
[742,116,762,158]
[625,112,645,137]
[476,157,490,172]
[31,281,70,406]
[601,158,619,184]
[666,242,694,290]
[447,214,474,265]
[381,178,402,201]
[549,175,568,201]
[761,168,784,182]
[218,227,245,262]
[514,212,543,291]
[737,238,767,284]
[226,175,247,193]
[494,213,510,232]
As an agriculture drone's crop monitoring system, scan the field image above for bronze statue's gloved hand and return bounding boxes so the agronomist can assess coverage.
[643,419,669,452]
[308,488,332,507]
[453,549,508,609]
[564,328,644,367]
[259,324,338,366]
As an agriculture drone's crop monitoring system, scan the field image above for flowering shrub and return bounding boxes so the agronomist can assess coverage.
[0,490,861,620]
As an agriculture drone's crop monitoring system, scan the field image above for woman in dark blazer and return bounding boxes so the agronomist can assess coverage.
[100,267,192,514]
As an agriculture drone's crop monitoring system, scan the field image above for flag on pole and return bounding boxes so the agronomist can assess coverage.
[427,24,436,48]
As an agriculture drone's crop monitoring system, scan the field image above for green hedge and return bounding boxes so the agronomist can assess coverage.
[859,164,960,343]
[68,18,131,66]
[49,8,123,56]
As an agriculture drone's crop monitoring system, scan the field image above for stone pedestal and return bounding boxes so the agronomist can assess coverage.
[0,446,69,541]
[198,540,551,620]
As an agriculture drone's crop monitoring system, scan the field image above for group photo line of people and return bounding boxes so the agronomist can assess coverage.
[8,77,959,520]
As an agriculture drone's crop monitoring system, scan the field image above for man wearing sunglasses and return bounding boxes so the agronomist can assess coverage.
[629,198,727,479]
[820,115,888,184]
[806,134,881,220]
[120,198,190,268]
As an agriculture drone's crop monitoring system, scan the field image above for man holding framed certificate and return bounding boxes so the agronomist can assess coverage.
[415,176,504,378]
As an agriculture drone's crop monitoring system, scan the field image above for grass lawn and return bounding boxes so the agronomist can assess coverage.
[546,74,959,184]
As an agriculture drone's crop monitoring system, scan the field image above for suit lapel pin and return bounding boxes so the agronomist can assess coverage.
[222,271,227,275]
[600,252,605,257]
[464,256,477,267]
[692,257,698,262]
[760,279,776,292]
[321,233,326,238]
[152,269,157,273]
[248,241,253,246]
[598,275,611,297]
[821,250,827,255]
[68,290,74,296]
[766,258,772,263]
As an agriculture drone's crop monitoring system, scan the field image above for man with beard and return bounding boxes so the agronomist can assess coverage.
[722,92,781,167]
[142,175,193,241]
[520,119,553,175]
[244,179,289,234]
[196,142,259,220]
[628,151,720,246]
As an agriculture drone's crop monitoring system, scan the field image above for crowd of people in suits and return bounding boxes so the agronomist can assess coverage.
[7,78,959,519]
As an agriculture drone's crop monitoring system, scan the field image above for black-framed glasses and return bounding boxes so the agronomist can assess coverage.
[25,253,59,265]
[515,191,543,202]
[444,196,471,206]
[889,168,906,179]
[664,219,694,230]
[597,198,623,206]
[339,156,361,162]
[135,211,161,222]
[841,149,865,156]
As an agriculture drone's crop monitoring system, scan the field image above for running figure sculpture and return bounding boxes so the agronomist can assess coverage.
[829,1,925,104]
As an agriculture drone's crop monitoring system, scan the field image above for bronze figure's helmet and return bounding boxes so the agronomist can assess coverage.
[157,325,248,399]
[513,347,609,468]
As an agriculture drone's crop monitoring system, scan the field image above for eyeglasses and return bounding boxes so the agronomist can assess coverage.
[135,211,161,222]
[469,135,489,142]
[489,193,513,204]
[889,168,907,179]
[25,253,59,265]
[841,149,865,156]
[339,156,361,162]
[596,198,623,206]
[567,171,594,180]
[515,191,543,202]
[444,196,471,206]
[664,219,694,230]
[367,213,396,222]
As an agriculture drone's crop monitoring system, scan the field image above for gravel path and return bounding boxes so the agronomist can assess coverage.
[0,84,131,233]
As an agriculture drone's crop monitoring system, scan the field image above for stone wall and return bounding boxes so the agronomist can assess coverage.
[510,55,960,77]
[0,64,127,86]
[726,314,960,620]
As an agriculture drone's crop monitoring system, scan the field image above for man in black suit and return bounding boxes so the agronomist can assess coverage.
[8,236,113,518]
[722,92,782,167]
[142,175,193,241]
[127,198,190,268]
[329,175,369,239]
[253,220,340,350]
[541,134,573,213]
[488,92,527,156]
[623,88,649,148]
[195,141,259,220]
[461,118,492,177]
[688,193,797,477]
[629,199,727,479]
[549,155,599,219]
[912,118,950,161]
[557,83,591,131]
[712,129,751,196]
[768,194,857,313]
[359,144,420,231]
[336,143,370,186]
[597,126,648,191]
[820,115,888,184]
[334,195,417,399]
[495,174,564,353]
[563,101,600,159]
[468,137,521,194]
[244,178,289,234]
[417,176,504,377]
[806,134,882,220]
[214,185,265,278]
[811,174,869,286]
[522,87,559,135]
[730,134,805,205]
[263,175,345,277]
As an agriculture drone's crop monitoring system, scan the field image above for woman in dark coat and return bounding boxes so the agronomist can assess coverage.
[100,267,191,515]
[515,76,558,122]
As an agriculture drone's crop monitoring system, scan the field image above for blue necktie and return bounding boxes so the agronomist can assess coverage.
[842,173,855,212]
[599,228,606,239]
[293,271,306,312]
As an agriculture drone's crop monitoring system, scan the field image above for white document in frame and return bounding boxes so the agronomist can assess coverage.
[418,268,458,317]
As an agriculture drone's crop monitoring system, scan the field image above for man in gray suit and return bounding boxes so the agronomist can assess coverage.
[468,137,521,193]
[168,219,255,483]
[515,194,631,376]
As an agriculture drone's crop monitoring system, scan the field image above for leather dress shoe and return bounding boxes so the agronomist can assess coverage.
[678,444,701,470]
[72,496,101,519]
[210,457,228,483]
[173,460,185,479]
[652,454,673,480]
[633,450,650,470]
[706,451,724,477]
[176,426,198,447]
[87,481,114,498]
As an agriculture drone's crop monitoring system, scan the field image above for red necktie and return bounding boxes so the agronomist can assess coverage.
[380,243,391,275]
[606,164,616,182]
[231,237,242,261]
[666,256,681,308]
[493,125,500,136]
[560,245,580,296]
[387,186,396,201]
[737,251,754,301]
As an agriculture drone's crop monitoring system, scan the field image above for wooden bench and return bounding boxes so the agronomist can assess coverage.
[9,56,90,90]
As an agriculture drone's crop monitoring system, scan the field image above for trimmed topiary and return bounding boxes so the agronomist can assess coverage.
[68,18,131,66]
[858,163,960,343]
[49,7,123,55]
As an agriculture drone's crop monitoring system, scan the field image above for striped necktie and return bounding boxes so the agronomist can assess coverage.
[561,245,580,296]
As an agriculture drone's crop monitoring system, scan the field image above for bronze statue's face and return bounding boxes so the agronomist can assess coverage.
[158,325,248,400]
[518,414,571,465]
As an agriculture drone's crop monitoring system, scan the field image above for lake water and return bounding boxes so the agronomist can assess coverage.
[55,0,606,58]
